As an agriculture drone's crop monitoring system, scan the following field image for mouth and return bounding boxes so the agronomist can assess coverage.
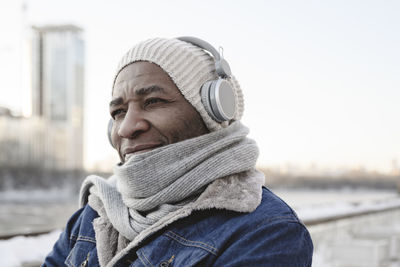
[123,143,163,161]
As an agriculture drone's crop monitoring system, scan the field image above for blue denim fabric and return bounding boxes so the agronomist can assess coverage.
[43,187,313,266]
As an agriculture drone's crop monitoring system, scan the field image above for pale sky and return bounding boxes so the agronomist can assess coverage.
[0,0,399,173]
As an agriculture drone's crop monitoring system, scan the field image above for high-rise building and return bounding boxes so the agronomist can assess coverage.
[31,25,84,121]
[30,25,84,170]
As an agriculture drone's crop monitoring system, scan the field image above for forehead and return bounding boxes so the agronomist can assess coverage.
[113,61,177,96]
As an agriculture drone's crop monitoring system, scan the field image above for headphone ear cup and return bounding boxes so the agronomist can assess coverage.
[201,80,220,122]
[107,119,114,148]
[209,79,236,122]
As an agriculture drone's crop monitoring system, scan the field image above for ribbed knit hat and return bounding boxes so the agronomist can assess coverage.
[112,37,244,132]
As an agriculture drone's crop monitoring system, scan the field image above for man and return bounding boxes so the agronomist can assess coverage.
[43,37,313,266]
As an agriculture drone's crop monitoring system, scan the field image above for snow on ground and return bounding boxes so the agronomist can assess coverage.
[0,230,61,267]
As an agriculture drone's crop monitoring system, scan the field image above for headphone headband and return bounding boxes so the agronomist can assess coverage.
[177,36,232,78]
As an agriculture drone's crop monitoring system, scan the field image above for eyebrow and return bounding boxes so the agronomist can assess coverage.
[109,85,166,107]
[109,97,123,107]
[136,85,165,96]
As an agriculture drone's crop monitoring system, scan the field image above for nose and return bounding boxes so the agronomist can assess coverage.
[117,109,150,138]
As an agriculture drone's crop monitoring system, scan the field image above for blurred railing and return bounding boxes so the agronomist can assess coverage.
[303,198,400,226]
[304,198,400,267]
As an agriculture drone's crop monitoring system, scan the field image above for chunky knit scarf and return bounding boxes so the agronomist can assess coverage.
[80,122,260,242]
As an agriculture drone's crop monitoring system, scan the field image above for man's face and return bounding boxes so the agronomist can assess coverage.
[110,61,209,163]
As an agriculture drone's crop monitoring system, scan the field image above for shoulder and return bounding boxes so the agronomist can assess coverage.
[219,187,313,266]
[42,205,100,266]
[190,187,306,231]
[254,186,303,223]
[165,187,313,266]
[240,186,308,232]
[66,204,99,241]
[170,187,309,237]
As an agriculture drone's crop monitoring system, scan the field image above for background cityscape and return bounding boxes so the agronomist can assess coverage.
[1,25,84,171]
[0,0,399,178]
[0,1,400,266]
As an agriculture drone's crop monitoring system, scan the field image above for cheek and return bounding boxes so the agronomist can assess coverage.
[110,122,120,148]
[166,108,208,143]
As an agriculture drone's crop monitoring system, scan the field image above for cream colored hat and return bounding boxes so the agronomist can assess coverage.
[112,37,244,132]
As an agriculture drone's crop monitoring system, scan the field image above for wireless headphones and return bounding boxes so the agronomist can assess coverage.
[177,36,236,123]
[107,36,236,147]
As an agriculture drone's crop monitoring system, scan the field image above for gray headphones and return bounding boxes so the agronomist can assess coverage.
[108,36,236,147]
[177,36,236,123]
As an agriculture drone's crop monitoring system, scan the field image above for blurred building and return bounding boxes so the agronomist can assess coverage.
[0,109,46,168]
[30,24,85,170]
[0,25,85,171]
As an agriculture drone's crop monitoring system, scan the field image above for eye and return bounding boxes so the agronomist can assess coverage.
[144,98,167,107]
[111,109,125,119]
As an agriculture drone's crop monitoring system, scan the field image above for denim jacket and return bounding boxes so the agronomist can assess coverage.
[43,187,313,266]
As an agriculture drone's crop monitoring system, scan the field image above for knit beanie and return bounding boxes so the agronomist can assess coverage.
[112,37,244,132]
